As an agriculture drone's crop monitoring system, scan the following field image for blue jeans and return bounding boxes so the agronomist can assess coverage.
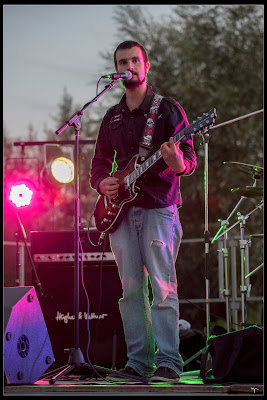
[110,205,184,377]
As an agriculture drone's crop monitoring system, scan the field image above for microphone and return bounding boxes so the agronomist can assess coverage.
[102,71,132,80]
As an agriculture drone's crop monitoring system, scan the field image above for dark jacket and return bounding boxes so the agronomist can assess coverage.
[90,86,197,208]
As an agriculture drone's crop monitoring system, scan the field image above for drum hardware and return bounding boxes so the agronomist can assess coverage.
[245,263,264,279]
[212,161,263,329]
[213,200,264,329]
[245,233,264,279]
[231,186,263,201]
[212,196,247,332]
[216,220,232,333]
[224,161,263,203]
[223,161,263,180]
[183,108,264,369]
[214,202,264,241]
[212,160,263,243]
[211,197,246,245]
[211,191,248,333]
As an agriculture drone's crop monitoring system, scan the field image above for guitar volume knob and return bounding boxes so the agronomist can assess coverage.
[107,211,116,216]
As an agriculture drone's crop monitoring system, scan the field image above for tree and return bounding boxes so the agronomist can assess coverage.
[3,5,263,329]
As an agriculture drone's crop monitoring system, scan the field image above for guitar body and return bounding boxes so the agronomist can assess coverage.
[94,154,141,233]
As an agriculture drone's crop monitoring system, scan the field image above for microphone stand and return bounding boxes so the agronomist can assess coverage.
[203,129,211,340]
[44,79,149,385]
[183,128,212,370]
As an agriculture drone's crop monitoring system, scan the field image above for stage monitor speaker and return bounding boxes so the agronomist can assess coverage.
[31,262,127,369]
[4,286,55,385]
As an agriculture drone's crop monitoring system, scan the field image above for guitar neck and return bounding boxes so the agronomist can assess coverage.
[128,130,187,185]
[126,107,216,186]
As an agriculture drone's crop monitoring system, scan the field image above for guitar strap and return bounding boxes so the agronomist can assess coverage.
[139,94,163,162]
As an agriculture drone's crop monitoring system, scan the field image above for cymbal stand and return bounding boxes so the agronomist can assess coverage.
[212,197,245,243]
[245,262,264,279]
[220,223,231,332]
[237,211,248,327]
[236,204,264,328]
[214,200,264,328]
[212,196,246,332]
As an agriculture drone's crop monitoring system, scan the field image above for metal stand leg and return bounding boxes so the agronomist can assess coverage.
[213,201,263,329]
[221,225,231,332]
[238,213,248,328]
[229,238,239,329]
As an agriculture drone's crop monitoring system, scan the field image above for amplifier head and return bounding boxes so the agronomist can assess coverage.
[30,229,112,255]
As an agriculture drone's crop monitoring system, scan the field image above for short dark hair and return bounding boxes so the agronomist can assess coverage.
[114,40,148,68]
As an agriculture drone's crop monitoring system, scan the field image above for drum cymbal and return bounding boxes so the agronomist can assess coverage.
[231,186,263,200]
[224,162,263,179]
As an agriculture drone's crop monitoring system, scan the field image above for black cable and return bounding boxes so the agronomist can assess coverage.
[79,235,117,383]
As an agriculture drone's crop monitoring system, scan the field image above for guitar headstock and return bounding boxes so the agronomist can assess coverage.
[190,108,217,135]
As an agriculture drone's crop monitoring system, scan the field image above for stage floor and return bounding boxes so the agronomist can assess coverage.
[4,370,264,396]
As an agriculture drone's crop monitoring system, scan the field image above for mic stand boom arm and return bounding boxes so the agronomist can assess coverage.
[55,80,117,135]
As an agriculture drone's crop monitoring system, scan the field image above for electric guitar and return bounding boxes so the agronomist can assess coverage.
[93,108,217,233]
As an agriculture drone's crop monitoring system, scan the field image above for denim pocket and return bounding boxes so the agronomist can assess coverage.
[154,205,176,218]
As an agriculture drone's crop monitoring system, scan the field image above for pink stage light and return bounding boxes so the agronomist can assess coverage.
[9,183,33,208]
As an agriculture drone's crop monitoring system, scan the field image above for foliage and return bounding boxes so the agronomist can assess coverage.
[3,5,263,329]
[101,5,263,232]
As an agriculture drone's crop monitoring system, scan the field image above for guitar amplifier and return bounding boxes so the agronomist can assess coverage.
[30,229,115,265]
[30,230,127,369]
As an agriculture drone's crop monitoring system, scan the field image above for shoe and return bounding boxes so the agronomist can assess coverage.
[106,366,145,382]
[150,367,180,383]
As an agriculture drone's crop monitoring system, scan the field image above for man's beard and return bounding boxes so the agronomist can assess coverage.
[123,75,146,89]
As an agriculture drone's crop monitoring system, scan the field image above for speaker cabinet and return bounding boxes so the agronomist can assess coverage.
[30,229,112,254]
[31,263,127,369]
[4,286,55,385]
